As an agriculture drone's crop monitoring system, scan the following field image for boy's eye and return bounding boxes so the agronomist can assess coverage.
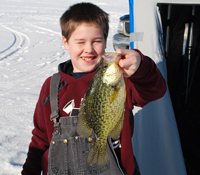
[94,40,102,43]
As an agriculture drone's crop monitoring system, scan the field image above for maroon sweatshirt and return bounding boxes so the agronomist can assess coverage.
[22,51,166,175]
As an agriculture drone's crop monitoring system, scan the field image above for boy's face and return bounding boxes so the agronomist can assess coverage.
[63,23,106,73]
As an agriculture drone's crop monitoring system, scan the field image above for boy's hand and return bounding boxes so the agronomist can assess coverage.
[116,49,141,77]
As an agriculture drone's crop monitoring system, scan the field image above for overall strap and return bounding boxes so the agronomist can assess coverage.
[50,73,61,123]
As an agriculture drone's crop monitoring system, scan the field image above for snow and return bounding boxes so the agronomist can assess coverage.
[0,0,128,174]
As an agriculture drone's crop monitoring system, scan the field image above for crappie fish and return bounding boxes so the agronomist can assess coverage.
[77,52,126,165]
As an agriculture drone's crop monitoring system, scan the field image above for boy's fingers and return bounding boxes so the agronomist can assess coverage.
[116,49,131,58]
[115,49,141,77]
[115,49,128,68]
[116,49,133,67]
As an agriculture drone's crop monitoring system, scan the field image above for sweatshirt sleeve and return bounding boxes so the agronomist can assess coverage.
[22,77,51,175]
[125,49,167,108]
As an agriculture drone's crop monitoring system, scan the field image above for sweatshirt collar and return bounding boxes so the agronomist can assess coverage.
[58,60,96,84]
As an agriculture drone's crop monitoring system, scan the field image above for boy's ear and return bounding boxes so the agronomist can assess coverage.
[62,36,69,50]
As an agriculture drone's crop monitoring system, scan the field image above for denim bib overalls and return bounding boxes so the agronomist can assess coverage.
[47,73,125,175]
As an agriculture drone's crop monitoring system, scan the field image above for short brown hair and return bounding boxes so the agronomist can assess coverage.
[60,2,109,42]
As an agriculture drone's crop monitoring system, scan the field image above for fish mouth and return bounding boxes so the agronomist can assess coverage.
[82,57,95,62]
[103,52,122,63]
[103,67,122,85]
[105,70,118,76]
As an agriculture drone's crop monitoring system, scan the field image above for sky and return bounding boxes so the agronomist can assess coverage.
[0,0,129,174]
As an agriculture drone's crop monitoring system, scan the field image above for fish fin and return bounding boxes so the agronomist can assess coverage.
[97,145,108,165]
[109,86,120,103]
[87,143,108,165]
[77,114,92,137]
[109,112,124,140]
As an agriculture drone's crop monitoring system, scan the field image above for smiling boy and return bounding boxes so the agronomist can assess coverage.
[22,2,166,175]
[62,23,105,73]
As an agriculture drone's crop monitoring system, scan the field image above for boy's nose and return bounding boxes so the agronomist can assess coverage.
[85,43,94,53]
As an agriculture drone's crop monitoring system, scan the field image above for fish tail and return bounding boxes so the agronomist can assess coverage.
[98,144,108,165]
[87,143,108,165]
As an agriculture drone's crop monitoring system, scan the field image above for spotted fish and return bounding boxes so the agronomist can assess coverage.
[77,52,126,165]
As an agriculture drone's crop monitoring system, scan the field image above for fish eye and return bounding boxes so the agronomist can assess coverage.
[111,85,117,90]
[104,65,108,68]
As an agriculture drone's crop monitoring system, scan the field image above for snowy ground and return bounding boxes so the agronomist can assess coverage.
[0,0,128,174]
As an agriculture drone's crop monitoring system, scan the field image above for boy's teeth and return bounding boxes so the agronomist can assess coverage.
[82,57,93,61]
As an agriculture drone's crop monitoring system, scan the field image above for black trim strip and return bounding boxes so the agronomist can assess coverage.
[43,80,67,107]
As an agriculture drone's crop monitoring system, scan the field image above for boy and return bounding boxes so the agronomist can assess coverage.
[22,2,166,175]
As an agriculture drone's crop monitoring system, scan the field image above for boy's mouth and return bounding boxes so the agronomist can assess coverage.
[82,57,95,61]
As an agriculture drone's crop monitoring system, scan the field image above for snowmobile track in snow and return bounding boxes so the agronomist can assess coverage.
[0,24,30,61]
